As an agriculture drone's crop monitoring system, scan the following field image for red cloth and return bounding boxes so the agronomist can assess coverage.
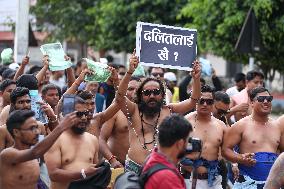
[142,148,185,189]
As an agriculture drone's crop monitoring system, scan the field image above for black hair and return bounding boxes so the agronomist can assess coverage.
[136,77,165,105]
[201,84,215,98]
[10,87,30,104]
[75,96,86,105]
[130,76,141,82]
[214,91,230,104]
[234,72,246,83]
[106,55,114,63]
[158,114,192,147]
[77,90,93,101]
[200,78,206,86]
[0,66,9,76]
[16,74,38,90]
[249,87,270,101]
[41,84,62,99]
[2,69,15,80]
[149,67,165,74]
[246,70,264,81]
[27,65,42,75]
[0,79,16,92]
[6,110,35,138]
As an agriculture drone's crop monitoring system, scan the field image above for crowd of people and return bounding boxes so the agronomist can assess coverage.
[0,47,283,189]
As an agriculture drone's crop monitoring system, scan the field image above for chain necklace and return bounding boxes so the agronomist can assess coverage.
[125,97,160,153]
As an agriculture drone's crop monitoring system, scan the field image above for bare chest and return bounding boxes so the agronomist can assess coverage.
[61,137,96,166]
[2,159,40,187]
[114,114,129,133]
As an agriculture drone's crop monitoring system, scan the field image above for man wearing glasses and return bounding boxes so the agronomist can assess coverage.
[183,85,227,189]
[222,87,280,189]
[0,110,79,189]
[115,51,201,175]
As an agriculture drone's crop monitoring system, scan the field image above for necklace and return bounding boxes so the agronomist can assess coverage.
[194,113,212,128]
[124,97,160,153]
[250,115,270,126]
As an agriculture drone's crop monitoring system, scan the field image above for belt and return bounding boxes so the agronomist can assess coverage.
[193,173,208,180]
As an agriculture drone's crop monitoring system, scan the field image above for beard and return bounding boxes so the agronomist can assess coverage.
[71,124,87,135]
[139,99,163,117]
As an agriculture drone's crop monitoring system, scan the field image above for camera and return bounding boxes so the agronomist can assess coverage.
[185,137,202,154]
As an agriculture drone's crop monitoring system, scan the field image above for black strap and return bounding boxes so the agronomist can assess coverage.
[140,163,178,187]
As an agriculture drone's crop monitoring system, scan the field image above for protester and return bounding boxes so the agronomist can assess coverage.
[226,73,246,97]
[222,87,280,188]
[230,70,264,121]
[85,81,106,113]
[45,95,119,189]
[0,79,16,113]
[100,76,141,167]
[115,51,201,175]
[41,84,61,112]
[142,114,193,189]
[0,110,79,189]
[183,85,227,189]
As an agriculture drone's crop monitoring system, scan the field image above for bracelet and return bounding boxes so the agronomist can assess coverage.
[190,97,199,101]
[49,115,58,124]
[108,155,117,162]
[126,71,133,75]
[81,169,87,179]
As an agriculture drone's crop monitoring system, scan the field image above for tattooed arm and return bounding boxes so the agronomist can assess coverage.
[264,153,284,189]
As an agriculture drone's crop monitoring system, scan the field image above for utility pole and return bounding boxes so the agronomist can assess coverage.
[14,0,29,63]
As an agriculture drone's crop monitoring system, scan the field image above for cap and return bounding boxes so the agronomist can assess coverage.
[164,72,177,82]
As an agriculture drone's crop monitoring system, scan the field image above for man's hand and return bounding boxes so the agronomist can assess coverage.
[77,69,93,83]
[64,55,71,61]
[239,153,256,166]
[42,55,49,67]
[22,56,29,66]
[107,67,118,85]
[110,159,123,169]
[128,50,138,74]
[232,164,239,180]
[232,103,249,113]
[58,112,79,130]
[38,101,55,119]
[191,60,201,79]
[85,164,101,177]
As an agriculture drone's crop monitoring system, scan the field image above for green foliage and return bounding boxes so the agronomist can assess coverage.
[180,0,284,77]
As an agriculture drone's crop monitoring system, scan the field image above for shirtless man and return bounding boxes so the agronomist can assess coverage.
[0,110,78,189]
[230,70,264,121]
[0,79,16,113]
[100,76,141,168]
[45,96,120,189]
[183,85,227,189]
[264,152,284,189]
[222,87,281,188]
[115,51,201,174]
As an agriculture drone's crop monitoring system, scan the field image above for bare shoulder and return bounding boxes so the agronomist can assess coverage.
[231,115,249,128]
[184,111,196,121]
[0,147,17,161]
[213,117,227,129]
[85,132,98,141]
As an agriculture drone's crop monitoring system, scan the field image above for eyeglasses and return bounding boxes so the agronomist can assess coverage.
[142,89,161,96]
[199,98,214,105]
[151,73,164,77]
[17,99,31,104]
[76,111,90,117]
[19,125,40,133]
[255,96,273,103]
[119,72,126,76]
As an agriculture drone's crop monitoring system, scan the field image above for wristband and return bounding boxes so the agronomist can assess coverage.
[190,97,199,101]
[81,169,87,179]
[49,115,58,124]
[108,155,117,162]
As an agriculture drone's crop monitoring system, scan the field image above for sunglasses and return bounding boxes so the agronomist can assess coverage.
[199,98,214,105]
[119,72,126,76]
[255,96,273,103]
[142,89,161,96]
[151,73,164,77]
[76,111,90,117]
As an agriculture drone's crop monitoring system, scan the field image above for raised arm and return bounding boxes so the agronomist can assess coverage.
[115,51,138,117]
[264,152,284,189]
[64,69,91,95]
[13,56,29,81]
[36,55,49,86]
[0,112,79,164]
[99,113,123,168]
[170,60,201,114]
[65,55,76,87]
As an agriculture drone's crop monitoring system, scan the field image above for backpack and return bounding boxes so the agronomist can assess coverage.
[113,163,176,189]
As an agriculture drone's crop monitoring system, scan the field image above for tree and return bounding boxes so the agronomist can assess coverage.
[180,0,284,79]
